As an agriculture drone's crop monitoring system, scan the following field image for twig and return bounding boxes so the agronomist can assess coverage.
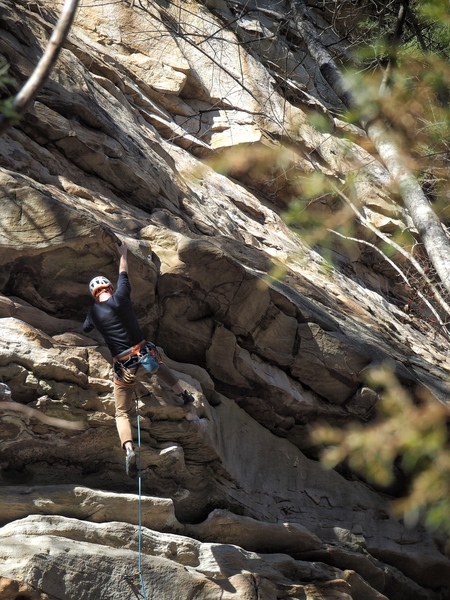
[328,179,450,323]
[329,228,449,336]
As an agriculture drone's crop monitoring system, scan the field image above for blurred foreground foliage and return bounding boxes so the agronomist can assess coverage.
[0,62,19,125]
[312,366,450,539]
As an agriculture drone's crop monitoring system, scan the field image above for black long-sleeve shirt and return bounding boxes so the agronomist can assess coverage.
[83,272,144,358]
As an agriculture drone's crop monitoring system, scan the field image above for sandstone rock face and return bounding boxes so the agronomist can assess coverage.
[0,1,449,599]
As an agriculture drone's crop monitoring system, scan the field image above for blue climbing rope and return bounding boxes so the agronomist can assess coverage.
[135,394,148,600]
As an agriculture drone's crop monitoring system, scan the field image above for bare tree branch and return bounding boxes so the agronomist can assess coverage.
[0,402,87,430]
[0,0,81,136]
[402,1,428,53]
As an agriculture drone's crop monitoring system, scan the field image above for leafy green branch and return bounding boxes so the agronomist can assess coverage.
[311,365,450,538]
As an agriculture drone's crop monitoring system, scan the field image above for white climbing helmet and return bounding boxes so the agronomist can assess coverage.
[89,276,113,298]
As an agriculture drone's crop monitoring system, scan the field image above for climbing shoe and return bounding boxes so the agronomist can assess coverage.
[125,450,137,478]
[181,390,194,405]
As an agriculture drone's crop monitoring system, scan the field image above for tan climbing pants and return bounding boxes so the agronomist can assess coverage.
[114,362,179,447]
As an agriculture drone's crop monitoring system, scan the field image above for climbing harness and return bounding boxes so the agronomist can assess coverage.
[113,341,161,386]
[123,392,148,600]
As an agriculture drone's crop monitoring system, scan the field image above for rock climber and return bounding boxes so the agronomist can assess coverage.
[83,241,194,478]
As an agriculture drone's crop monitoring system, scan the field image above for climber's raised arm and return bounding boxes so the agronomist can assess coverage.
[117,241,128,274]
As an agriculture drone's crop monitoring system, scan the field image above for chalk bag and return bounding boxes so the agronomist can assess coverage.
[140,353,159,374]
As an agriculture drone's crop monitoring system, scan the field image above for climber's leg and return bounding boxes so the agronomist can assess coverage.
[156,363,194,405]
[114,381,137,478]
